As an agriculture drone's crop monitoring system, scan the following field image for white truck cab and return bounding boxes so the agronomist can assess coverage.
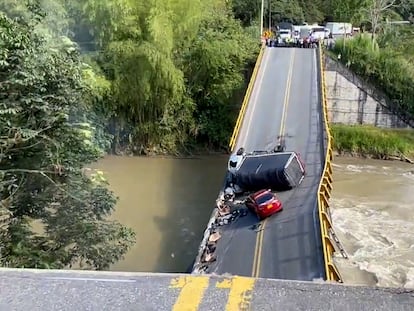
[228,147,245,173]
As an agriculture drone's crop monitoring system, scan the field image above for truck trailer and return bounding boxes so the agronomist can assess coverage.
[230,151,305,192]
[325,22,352,38]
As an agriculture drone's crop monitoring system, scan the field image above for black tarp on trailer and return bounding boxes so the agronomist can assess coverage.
[233,152,305,191]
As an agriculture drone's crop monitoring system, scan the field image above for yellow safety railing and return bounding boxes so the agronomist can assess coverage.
[317,46,343,282]
[229,46,265,151]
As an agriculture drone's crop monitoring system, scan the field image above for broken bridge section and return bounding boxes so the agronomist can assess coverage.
[0,268,412,311]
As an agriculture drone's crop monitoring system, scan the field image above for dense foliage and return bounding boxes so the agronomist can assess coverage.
[82,0,258,153]
[326,0,414,123]
[331,35,414,122]
[0,7,135,268]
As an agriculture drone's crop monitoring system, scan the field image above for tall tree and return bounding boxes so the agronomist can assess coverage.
[361,0,399,41]
[0,10,135,269]
[231,0,259,26]
[83,0,202,152]
[182,2,257,147]
[298,0,324,23]
[268,0,305,24]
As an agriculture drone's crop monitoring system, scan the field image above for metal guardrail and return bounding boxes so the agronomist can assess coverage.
[317,46,343,282]
[229,46,265,151]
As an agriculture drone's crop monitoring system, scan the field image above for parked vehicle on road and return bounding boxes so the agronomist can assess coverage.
[325,22,352,38]
[310,26,328,40]
[245,189,283,220]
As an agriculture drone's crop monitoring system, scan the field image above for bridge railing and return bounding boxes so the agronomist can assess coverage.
[229,46,265,151]
[317,46,343,282]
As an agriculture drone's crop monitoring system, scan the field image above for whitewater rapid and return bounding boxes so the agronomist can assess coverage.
[330,157,414,289]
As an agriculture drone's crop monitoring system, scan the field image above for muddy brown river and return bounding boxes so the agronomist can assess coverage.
[94,155,414,288]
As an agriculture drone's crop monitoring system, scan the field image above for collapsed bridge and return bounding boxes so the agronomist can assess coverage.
[193,46,344,282]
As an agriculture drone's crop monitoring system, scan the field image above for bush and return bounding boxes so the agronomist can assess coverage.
[331,35,414,121]
[331,124,414,159]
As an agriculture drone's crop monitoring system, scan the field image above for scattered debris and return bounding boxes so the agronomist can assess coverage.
[201,231,220,264]
[203,252,216,263]
[193,191,250,274]
[401,154,414,164]
[250,223,263,232]
[209,231,221,243]
[216,197,231,216]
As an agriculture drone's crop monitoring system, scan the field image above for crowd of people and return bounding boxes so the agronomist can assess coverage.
[262,28,337,49]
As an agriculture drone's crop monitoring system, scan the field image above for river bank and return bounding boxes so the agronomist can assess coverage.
[331,124,414,163]
[106,124,414,163]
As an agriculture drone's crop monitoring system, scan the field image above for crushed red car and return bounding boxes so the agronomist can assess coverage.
[245,189,283,220]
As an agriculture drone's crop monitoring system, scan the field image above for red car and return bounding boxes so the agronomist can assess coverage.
[245,189,283,220]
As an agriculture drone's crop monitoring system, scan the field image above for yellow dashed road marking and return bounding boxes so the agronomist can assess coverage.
[170,276,209,311]
[216,276,256,311]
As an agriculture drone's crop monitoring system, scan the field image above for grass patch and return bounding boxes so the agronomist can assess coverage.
[331,124,414,159]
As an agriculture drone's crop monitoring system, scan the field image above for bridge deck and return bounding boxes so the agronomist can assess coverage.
[204,47,326,280]
[0,269,412,310]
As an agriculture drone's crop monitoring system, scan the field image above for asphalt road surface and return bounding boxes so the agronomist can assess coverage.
[1,269,412,311]
[209,47,326,281]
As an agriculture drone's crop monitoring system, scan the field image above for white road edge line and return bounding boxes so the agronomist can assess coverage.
[240,48,271,149]
[43,277,137,283]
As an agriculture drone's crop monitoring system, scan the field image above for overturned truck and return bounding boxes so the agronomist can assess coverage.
[230,151,305,192]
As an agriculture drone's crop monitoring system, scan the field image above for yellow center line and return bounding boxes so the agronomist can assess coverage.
[170,276,209,311]
[251,229,260,276]
[216,276,256,311]
[251,48,296,279]
[279,49,296,137]
[253,219,266,277]
[252,219,267,278]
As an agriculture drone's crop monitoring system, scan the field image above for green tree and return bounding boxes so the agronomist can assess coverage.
[269,0,304,24]
[83,0,202,153]
[231,0,260,26]
[181,3,258,148]
[0,11,135,269]
[322,0,369,24]
[298,0,324,23]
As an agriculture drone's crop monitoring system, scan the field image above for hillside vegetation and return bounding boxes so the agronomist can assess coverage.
[331,31,414,124]
[332,125,414,159]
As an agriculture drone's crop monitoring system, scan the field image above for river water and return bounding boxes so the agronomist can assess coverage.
[96,155,228,273]
[95,155,414,288]
[331,157,414,289]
